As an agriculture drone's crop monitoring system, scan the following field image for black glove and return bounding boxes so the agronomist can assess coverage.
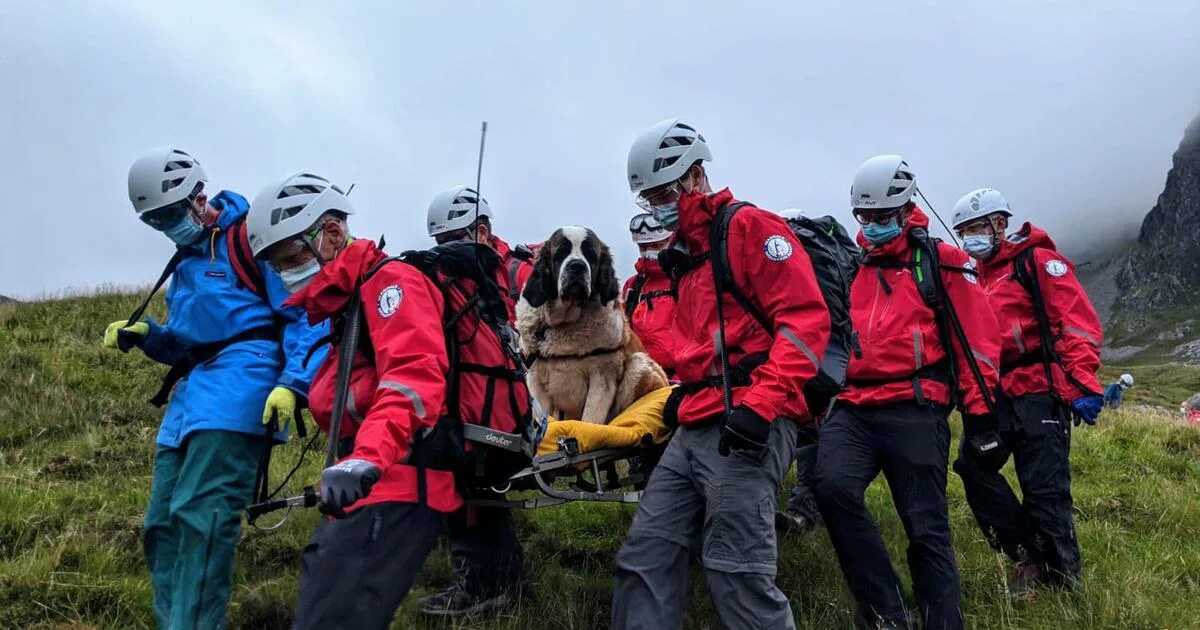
[963,414,1009,473]
[319,459,382,516]
[718,406,772,457]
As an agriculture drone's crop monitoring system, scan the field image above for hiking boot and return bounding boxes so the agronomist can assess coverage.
[415,582,513,619]
[1009,562,1043,601]
[774,509,818,536]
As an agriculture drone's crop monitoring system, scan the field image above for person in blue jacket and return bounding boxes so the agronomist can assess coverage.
[104,146,327,629]
[1103,373,1134,409]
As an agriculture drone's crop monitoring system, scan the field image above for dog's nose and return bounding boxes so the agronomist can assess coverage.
[565,260,588,275]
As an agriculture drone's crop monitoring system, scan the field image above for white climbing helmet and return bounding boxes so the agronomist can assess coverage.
[127,146,209,213]
[850,154,916,211]
[629,213,671,244]
[952,188,1013,230]
[778,208,807,221]
[246,172,355,257]
[1120,373,1134,388]
[627,118,712,195]
[427,185,493,237]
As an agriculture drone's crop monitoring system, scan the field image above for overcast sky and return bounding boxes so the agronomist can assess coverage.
[2,1,1198,299]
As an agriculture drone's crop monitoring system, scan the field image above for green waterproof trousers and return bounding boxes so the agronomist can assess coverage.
[143,429,265,629]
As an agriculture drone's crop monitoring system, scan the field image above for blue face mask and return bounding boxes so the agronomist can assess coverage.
[279,258,321,292]
[862,219,902,245]
[162,215,205,246]
[962,235,996,259]
[650,202,680,231]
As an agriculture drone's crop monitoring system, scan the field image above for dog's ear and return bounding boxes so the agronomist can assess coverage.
[595,241,621,305]
[521,238,557,308]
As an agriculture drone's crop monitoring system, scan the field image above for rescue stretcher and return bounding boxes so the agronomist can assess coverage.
[462,385,673,509]
[246,388,673,524]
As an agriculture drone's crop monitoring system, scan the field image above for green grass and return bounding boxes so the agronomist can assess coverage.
[2,294,1200,629]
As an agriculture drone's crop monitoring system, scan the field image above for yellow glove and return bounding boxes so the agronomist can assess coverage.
[263,386,298,427]
[103,320,150,350]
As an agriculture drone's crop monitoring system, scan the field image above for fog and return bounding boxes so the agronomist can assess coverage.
[2,1,1198,298]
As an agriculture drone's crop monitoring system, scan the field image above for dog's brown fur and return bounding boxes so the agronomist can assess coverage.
[516,226,669,424]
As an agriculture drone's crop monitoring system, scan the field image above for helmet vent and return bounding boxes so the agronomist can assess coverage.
[163,177,184,193]
[278,184,325,199]
[270,204,307,225]
[652,155,680,172]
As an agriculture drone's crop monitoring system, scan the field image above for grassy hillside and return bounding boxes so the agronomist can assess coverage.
[2,294,1199,629]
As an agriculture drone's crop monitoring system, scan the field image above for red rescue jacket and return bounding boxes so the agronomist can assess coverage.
[492,235,534,320]
[623,257,677,375]
[977,223,1102,400]
[285,239,461,513]
[672,188,830,425]
[841,209,1001,416]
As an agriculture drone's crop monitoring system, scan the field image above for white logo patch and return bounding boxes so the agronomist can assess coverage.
[963,260,978,284]
[377,285,403,317]
[764,235,793,262]
[1045,259,1068,277]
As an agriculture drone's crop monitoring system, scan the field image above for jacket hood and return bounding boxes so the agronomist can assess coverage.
[859,206,932,259]
[284,238,388,325]
[677,187,736,254]
[211,191,250,230]
[986,222,1058,267]
[634,254,670,278]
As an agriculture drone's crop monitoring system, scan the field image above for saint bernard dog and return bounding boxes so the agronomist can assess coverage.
[516,226,669,424]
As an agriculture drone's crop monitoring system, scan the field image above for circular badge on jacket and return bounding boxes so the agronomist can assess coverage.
[377,285,404,317]
[962,260,978,284]
[764,235,793,262]
[1045,259,1068,277]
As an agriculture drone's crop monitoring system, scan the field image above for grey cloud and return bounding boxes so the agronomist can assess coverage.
[2,1,1198,298]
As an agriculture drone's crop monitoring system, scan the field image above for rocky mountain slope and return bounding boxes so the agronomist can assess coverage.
[1096,114,1200,364]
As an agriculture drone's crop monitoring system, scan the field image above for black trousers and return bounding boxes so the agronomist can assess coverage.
[447,503,526,595]
[292,502,444,630]
[954,393,1081,585]
[815,402,962,630]
[784,426,821,522]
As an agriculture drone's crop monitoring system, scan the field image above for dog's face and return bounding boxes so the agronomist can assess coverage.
[522,226,620,308]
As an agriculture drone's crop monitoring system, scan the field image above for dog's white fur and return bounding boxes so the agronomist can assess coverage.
[517,227,668,424]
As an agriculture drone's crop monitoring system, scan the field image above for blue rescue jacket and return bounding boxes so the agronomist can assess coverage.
[138,190,329,447]
[1103,382,1124,409]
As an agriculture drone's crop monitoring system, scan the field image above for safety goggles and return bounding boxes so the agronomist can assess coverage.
[955,218,995,238]
[140,198,195,230]
[266,224,324,271]
[851,207,902,226]
[139,184,202,230]
[634,181,681,212]
[629,213,663,232]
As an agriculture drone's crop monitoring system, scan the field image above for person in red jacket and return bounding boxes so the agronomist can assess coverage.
[816,156,1001,630]
[426,184,534,318]
[418,184,531,617]
[951,188,1103,598]
[247,173,458,629]
[612,119,830,630]
[622,212,677,375]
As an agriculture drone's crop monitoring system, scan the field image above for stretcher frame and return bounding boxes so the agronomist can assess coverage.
[464,443,652,509]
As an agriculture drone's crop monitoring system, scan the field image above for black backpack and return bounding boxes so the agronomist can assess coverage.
[357,242,532,493]
[710,202,861,417]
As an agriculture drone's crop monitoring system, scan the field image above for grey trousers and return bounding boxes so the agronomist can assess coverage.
[612,419,798,630]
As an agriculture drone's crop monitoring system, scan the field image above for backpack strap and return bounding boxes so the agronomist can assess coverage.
[908,229,998,415]
[1011,248,1095,398]
[225,219,268,299]
[709,201,774,334]
[624,273,649,320]
[507,257,524,304]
